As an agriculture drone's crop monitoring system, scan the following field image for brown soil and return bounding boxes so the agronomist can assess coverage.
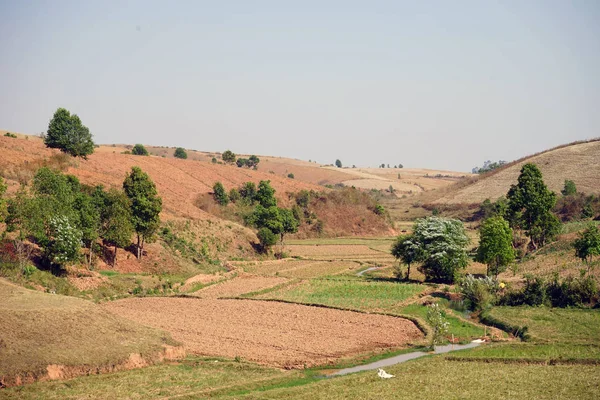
[179,270,237,292]
[193,274,288,299]
[103,297,423,368]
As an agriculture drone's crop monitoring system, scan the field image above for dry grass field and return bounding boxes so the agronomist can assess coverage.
[102,297,423,369]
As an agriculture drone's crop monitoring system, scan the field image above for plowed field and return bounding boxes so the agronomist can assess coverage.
[103,297,423,368]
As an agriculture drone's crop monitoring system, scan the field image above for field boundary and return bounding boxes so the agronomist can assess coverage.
[445,356,600,366]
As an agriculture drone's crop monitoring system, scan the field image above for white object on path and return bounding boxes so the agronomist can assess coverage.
[471,339,485,344]
[377,368,395,379]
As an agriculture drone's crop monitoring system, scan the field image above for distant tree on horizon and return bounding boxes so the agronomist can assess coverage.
[174,147,187,159]
[335,159,342,168]
[131,144,149,156]
[45,107,95,159]
[222,150,236,164]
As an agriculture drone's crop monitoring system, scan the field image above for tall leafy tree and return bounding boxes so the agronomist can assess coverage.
[335,159,342,168]
[73,192,101,266]
[256,180,277,208]
[123,167,162,259]
[45,108,95,158]
[391,234,422,280]
[476,216,515,277]
[0,176,7,225]
[100,188,133,266]
[507,163,560,249]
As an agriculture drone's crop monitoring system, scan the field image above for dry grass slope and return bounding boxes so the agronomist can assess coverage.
[0,279,180,387]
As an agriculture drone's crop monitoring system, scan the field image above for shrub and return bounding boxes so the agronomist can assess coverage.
[458,274,498,311]
[44,215,82,268]
[174,147,187,159]
[561,180,577,196]
[426,303,449,350]
[222,150,236,164]
[335,159,342,168]
[4,132,17,138]
[131,144,149,156]
[287,173,294,179]
[229,188,241,203]
[212,182,229,206]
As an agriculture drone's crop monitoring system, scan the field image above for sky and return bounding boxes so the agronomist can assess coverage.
[1,1,599,172]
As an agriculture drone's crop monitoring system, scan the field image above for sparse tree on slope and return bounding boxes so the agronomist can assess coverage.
[45,108,95,158]
[507,163,560,249]
[213,182,229,206]
[100,189,133,266]
[123,167,162,259]
[174,147,187,159]
[573,224,600,268]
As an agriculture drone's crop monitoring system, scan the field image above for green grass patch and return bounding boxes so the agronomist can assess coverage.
[487,307,600,344]
[445,343,600,363]
[254,278,427,313]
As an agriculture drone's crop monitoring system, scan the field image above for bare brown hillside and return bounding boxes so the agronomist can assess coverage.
[433,140,600,205]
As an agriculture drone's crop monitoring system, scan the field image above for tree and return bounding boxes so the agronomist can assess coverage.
[287,173,295,179]
[100,189,133,266]
[257,227,277,253]
[236,158,248,168]
[476,216,515,277]
[335,159,342,168]
[212,182,229,206]
[561,180,577,196]
[412,216,470,283]
[239,182,257,204]
[229,188,241,203]
[507,163,560,249]
[0,176,7,225]
[45,108,95,158]
[248,155,260,169]
[391,234,422,280]
[278,207,299,248]
[123,167,162,259]
[222,150,236,164]
[174,147,187,159]
[44,215,82,268]
[131,144,149,156]
[573,224,600,267]
[256,180,277,208]
[73,192,101,266]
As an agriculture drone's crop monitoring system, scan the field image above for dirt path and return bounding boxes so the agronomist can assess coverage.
[103,297,423,368]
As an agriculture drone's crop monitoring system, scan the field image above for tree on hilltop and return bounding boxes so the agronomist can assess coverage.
[45,108,95,158]
[222,150,236,164]
[335,159,342,168]
[132,144,149,156]
[174,147,187,159]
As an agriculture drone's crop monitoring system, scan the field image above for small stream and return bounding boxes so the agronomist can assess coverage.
[330,342,482,376]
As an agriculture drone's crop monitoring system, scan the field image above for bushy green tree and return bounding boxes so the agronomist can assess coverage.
[239,182,257,204]
[44,215,82,268]
[561,180,577,196]
[256,180,276,208]
[573,224,600,266]
[236,158,248,168]
[132,144,149,156]
[100,189,133,266]
[229,188,241,203]
[222,150,236,164]
[391,234,422,280]
[476,216,515,277]
[257,227,277,253]
[287,173,295,179]
[123,167,162,259]
[73,192,101,265]
[174,147,187,159]
[45,108,95,158]
[335,159,342,168]
[412,216,470,283]
[213,182,229,206]
[507,163,560,249]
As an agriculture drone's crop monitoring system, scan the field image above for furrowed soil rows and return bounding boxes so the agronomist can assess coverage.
[103,297,423,368]
[192,274,289,299]
[241,259,362,278]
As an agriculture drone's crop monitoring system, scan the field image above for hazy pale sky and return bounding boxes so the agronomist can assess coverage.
[1,1,599,171]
